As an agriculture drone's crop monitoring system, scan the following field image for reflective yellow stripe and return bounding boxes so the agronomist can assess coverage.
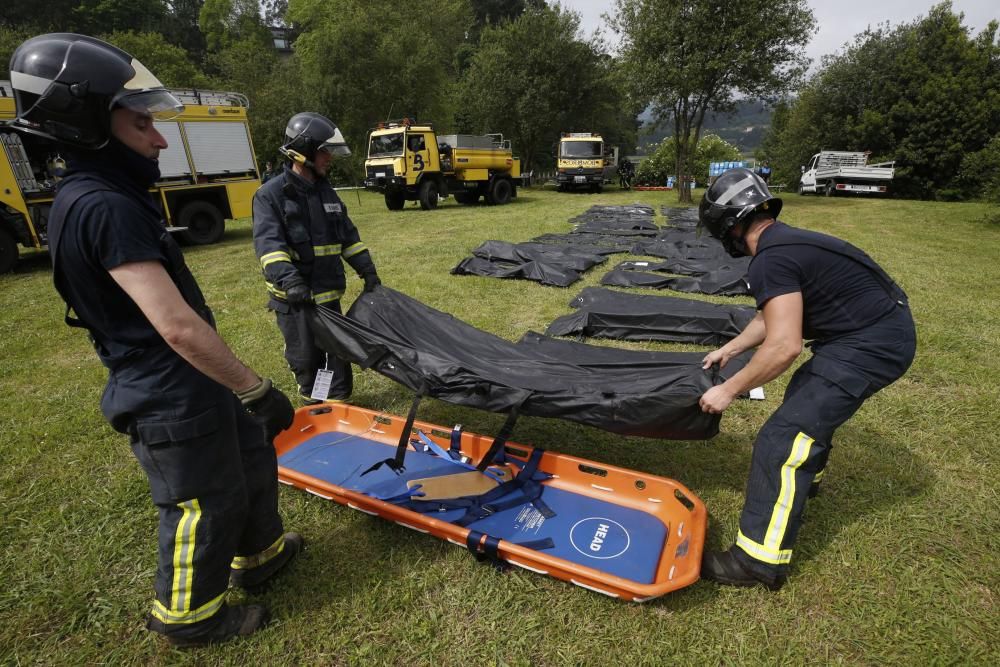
[342,242,366,259]
[260,250,292,269]
[313,244,342,256]
[170,499,201,612]
[265,281,287,299]
[814,469,825,482]
[736,530,793,565]
[764,432,813,551]
[313,289,344,305]
[231,534,286,570]
[151,592,225,625]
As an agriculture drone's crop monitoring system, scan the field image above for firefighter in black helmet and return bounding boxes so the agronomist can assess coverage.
[10,33,302,647]
[252,112,380,403]
[695,168,916,590]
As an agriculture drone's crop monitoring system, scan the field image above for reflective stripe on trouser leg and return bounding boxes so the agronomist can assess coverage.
[736,432,818,565]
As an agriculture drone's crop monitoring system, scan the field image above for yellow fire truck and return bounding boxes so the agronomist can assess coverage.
[0,81,261,273]
[556,132,612,193]
[364,119,522,210]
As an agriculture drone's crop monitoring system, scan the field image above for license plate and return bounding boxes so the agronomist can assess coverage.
[375,172,386,178]
[574,176,586,183]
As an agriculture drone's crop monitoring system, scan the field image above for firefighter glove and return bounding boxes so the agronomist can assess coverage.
[285,282,312,306]
[362,270,381,293]
[238,377,295,436]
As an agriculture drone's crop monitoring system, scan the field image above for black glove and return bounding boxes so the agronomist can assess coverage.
[362,271,381,293]
[285,282,312,306]
[237,378,294,438]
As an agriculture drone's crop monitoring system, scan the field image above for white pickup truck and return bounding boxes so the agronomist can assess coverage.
[798,150,895,196]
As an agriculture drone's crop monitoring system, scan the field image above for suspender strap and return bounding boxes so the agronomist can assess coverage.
[476,406,520,471]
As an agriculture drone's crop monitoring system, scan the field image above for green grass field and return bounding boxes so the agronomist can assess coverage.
[1,186,998,665]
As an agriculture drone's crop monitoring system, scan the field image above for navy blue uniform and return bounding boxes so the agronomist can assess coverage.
[47,143,286,641]
[734,222,915,583]
[252,165,375,399]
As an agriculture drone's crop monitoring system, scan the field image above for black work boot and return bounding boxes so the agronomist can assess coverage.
[230,532,304,593]
[701,547,785,591]
[148,604,269,648]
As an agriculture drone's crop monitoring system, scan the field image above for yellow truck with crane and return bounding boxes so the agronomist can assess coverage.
[363,119,522,210]
[0,81,261,274]
[556,132,615,193]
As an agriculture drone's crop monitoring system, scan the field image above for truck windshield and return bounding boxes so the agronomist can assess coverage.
[369,133,404,158]
[561,141,603,158]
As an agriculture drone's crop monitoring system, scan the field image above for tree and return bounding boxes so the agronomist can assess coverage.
[102,31,210,88]
[611,0,814,202]
[200,0,271,53]
[287,0,471,167]
[636,133,741,185]
[459,5,637,171]
[761,2,1000,199]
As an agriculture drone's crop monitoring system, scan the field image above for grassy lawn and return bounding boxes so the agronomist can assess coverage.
[1,185,997,664]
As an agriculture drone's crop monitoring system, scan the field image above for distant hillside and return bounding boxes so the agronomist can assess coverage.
[636,101,772,155]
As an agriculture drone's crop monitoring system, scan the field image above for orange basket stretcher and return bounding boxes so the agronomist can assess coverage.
[275,402,706,601]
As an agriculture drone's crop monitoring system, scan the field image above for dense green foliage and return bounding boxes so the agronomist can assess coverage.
[611,0,814,202]
[458,5,639,170]
[761,2,1000,200]
[637,133,741,185]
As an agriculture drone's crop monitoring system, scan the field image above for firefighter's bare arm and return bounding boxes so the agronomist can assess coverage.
[699,293,803,414]
[701,312,768,369]
[108,260,260,393]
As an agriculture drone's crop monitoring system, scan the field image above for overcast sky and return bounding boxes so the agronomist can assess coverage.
[562,0,998,66]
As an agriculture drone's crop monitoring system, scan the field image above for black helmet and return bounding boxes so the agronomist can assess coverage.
[9,33,183,149]
[279,112,350,165]
[698,167,782,257]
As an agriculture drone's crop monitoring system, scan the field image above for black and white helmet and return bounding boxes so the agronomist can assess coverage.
[9,33,183,149]
[698,167,782,257]
[279,112,351,164]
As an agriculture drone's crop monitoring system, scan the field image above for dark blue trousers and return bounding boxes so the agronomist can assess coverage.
[120,382,284,639]
[734,306,916,583]
[275,301,353,400]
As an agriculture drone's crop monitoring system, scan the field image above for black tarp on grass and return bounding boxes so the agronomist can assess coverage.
[308,286,749,440]
[601,259,751,296]
[544,287,756,345]
[451,240,609,287]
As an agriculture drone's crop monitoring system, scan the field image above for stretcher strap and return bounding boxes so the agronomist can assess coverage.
[465,529,555,571]
[396,447,554,527]
[450,424,464,460]
[361,389,424,476]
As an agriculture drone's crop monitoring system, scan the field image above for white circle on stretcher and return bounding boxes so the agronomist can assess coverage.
[569,517,631,560]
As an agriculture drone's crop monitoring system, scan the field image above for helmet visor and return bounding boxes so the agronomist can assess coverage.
[318,126,351,156]
[111,89,184,121]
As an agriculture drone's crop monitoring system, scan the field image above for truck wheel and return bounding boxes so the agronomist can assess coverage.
[177,201,225,245]
[825,180,837,197]
[487,178,513,205]
[385,192,406,210]
[592,183,603,194]
[798,184,806,196]
[419,180,439,210]
[0,227,18,274]
[454,192,479,205]
[385,192,405,210]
